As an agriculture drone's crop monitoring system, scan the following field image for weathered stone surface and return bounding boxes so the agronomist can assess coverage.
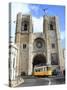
[15,13,64,76]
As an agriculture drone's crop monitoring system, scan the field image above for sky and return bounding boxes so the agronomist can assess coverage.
[11,3,65,48]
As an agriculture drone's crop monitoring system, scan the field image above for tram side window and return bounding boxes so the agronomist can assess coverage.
[38,68,42,72]
[38,69,40,72]
[34,68,43,72]
[35,69,40,72]
[40,68,43,71]
[35,69,37,72]
[47,67,51,70]
[44,67,47,71]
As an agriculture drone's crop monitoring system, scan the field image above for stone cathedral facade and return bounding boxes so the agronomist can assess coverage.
[15,13,64,76]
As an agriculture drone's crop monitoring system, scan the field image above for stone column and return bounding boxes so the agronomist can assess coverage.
[28,33,33,75]
[43,16,51,65]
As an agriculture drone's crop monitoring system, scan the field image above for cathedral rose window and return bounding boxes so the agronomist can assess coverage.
[36,41,42,48]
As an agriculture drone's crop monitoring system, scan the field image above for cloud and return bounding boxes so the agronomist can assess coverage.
[12,3,30,21]
[21,4,30,14]
[32,16,43,32]
[10,3,65,48]
[28,4,44,18]
[11,3,30,41]
[29,5,39,12]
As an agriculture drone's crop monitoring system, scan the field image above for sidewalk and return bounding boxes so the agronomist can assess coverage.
[11,77,24,87]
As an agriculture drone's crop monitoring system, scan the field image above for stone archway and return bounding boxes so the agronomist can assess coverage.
[33,54,46,67]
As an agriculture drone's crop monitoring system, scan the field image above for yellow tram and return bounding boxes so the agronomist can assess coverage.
[32,65,52,76]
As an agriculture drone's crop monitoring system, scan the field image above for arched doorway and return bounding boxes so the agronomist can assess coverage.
[33,54,46,67]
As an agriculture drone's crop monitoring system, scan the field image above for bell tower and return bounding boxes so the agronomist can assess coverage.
[43,16,64,70]
[15,13,33,75]
[21,15,32,33]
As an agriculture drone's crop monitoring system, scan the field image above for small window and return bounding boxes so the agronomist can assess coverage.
[50,24,53,30]
[52,43,55,48]
[51,53,58,65]
[23,44,26,49]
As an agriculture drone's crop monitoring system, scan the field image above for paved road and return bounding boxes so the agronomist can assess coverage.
[17,76,65,87]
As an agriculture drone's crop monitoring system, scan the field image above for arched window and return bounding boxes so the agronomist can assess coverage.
[49,20,56,30]
[24,23,27,31]
[21,21,29,31]
[50,24,53,30]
